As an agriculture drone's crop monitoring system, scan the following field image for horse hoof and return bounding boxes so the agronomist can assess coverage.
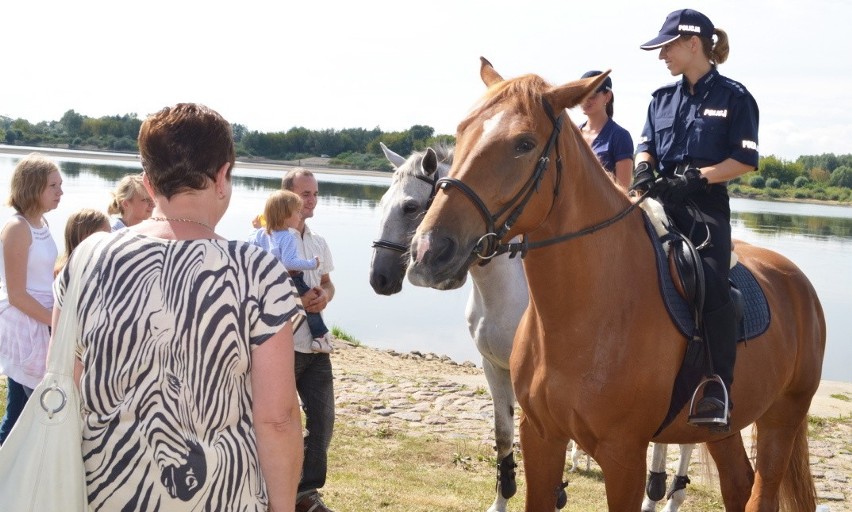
[646,470,667,501]
[555,482,568,509]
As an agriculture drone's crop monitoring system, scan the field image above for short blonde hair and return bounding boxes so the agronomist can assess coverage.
[108,174,147,215]
[263,190,302,233]
[6,153,60,217]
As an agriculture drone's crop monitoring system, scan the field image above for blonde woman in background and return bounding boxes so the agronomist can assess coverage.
[54,208,111,276]
[108,173,154,230]
[0,154,62,444]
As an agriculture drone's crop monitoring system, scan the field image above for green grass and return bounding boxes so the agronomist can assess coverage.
[320,421,726,511]
[830,392,850,402]
[331,326,360,346]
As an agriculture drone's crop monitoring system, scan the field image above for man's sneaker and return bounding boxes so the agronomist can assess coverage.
[311,334,334,354]
[295,491,335,512]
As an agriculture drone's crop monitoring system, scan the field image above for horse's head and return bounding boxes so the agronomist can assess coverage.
[370,142,454,294]
[408,57,609,290]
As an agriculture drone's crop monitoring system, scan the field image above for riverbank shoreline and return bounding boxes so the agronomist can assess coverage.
[329,340,850,509]
[0,144,393,178]
[2,144,850,207]
[1,336,848,509]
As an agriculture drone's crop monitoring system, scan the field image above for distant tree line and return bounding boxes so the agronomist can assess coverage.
[1,110,850,190]
[733,154,852,202]
[0,110,454,171]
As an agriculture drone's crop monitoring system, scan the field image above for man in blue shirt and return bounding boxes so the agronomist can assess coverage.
[632,9,759,429]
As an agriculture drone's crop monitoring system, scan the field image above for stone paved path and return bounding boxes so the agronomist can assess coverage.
[331,341,852,511]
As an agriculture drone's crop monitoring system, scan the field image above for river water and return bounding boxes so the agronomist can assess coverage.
[1,151,850,382]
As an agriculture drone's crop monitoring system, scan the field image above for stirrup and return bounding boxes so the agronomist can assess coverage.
[687,375,730,429]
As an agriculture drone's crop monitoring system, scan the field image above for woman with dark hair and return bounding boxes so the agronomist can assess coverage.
[578,70,634,189]
[0,154,62,443]
[632,9,759,429]
[55,103,305,510]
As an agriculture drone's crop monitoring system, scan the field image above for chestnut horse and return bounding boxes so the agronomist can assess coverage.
[372,143,700,511]
[407,58,826,511]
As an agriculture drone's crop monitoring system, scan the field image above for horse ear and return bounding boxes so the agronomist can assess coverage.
[480,56,504,87]
[546,69,611,110]
[380,142,407,169]
[421,147,438,176]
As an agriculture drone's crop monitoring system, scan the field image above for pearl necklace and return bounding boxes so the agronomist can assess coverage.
[149,216,215,232]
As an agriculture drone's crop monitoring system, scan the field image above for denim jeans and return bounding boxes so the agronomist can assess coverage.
[0,377,31,445]
[294,352,335,493]
[291,272,329,338]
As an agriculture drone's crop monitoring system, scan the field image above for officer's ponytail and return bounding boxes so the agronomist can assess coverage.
[700,28,730,65]
[711,29,730,64]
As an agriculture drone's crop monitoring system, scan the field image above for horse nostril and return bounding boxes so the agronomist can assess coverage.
[418,235,456,267]
[434,237,457,266]
[370,273,387,289]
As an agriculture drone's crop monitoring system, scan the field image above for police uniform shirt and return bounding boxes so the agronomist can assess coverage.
[636,68,759,177]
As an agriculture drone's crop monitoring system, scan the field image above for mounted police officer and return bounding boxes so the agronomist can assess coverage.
[632,9,760,428]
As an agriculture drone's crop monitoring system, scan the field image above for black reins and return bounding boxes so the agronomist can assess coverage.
[432,98,652,262]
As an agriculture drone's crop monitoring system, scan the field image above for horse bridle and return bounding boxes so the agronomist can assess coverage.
[434,99,651,262]
[435,100,565,263]
[371,172,438,254]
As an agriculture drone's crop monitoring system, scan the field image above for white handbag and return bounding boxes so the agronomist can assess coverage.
[0,234,104,511]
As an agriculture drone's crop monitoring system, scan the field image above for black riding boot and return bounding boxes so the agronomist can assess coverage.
[691,298,738,424]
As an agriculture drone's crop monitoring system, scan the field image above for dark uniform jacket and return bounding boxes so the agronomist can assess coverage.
[636,68,759,178]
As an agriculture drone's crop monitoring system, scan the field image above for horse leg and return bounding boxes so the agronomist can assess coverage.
[642,442,669,511]
[661,444,695,512]
[568,439,581,472]
[519,414,568,512]
[483,359,516,512]
[595,441,648,510]
[705,431,753,511]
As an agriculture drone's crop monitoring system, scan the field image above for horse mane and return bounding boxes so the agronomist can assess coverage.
[395,143,455,180]
[459,74,550,133]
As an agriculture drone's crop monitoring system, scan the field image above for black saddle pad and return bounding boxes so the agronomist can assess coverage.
[643,214,770,342]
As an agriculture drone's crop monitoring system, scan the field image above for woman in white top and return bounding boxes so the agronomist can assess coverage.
[0,153,62,443]
[108,173,154,230]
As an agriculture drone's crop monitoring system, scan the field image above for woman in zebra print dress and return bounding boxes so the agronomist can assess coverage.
[54,104,305,511]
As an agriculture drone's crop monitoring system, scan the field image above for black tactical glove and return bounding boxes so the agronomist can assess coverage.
[656,167,708,204]
[630,161,656,193]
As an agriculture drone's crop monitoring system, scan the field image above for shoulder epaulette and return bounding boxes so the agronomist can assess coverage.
[717,76,749,96]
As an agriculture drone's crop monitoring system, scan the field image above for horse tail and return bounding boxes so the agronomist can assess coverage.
[778,417,817,512]
[701,443,717,485]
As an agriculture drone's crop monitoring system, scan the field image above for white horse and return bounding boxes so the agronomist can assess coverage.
[369,143,695,512]
[370,142,524,512]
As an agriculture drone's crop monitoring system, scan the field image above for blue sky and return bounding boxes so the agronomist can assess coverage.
[2,0,849,160]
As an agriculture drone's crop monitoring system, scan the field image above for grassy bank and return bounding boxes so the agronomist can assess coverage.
[320,420,725,511]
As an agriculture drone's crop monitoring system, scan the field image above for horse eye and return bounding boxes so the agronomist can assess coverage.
[402,202,420,215]
[515,139,536,153]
